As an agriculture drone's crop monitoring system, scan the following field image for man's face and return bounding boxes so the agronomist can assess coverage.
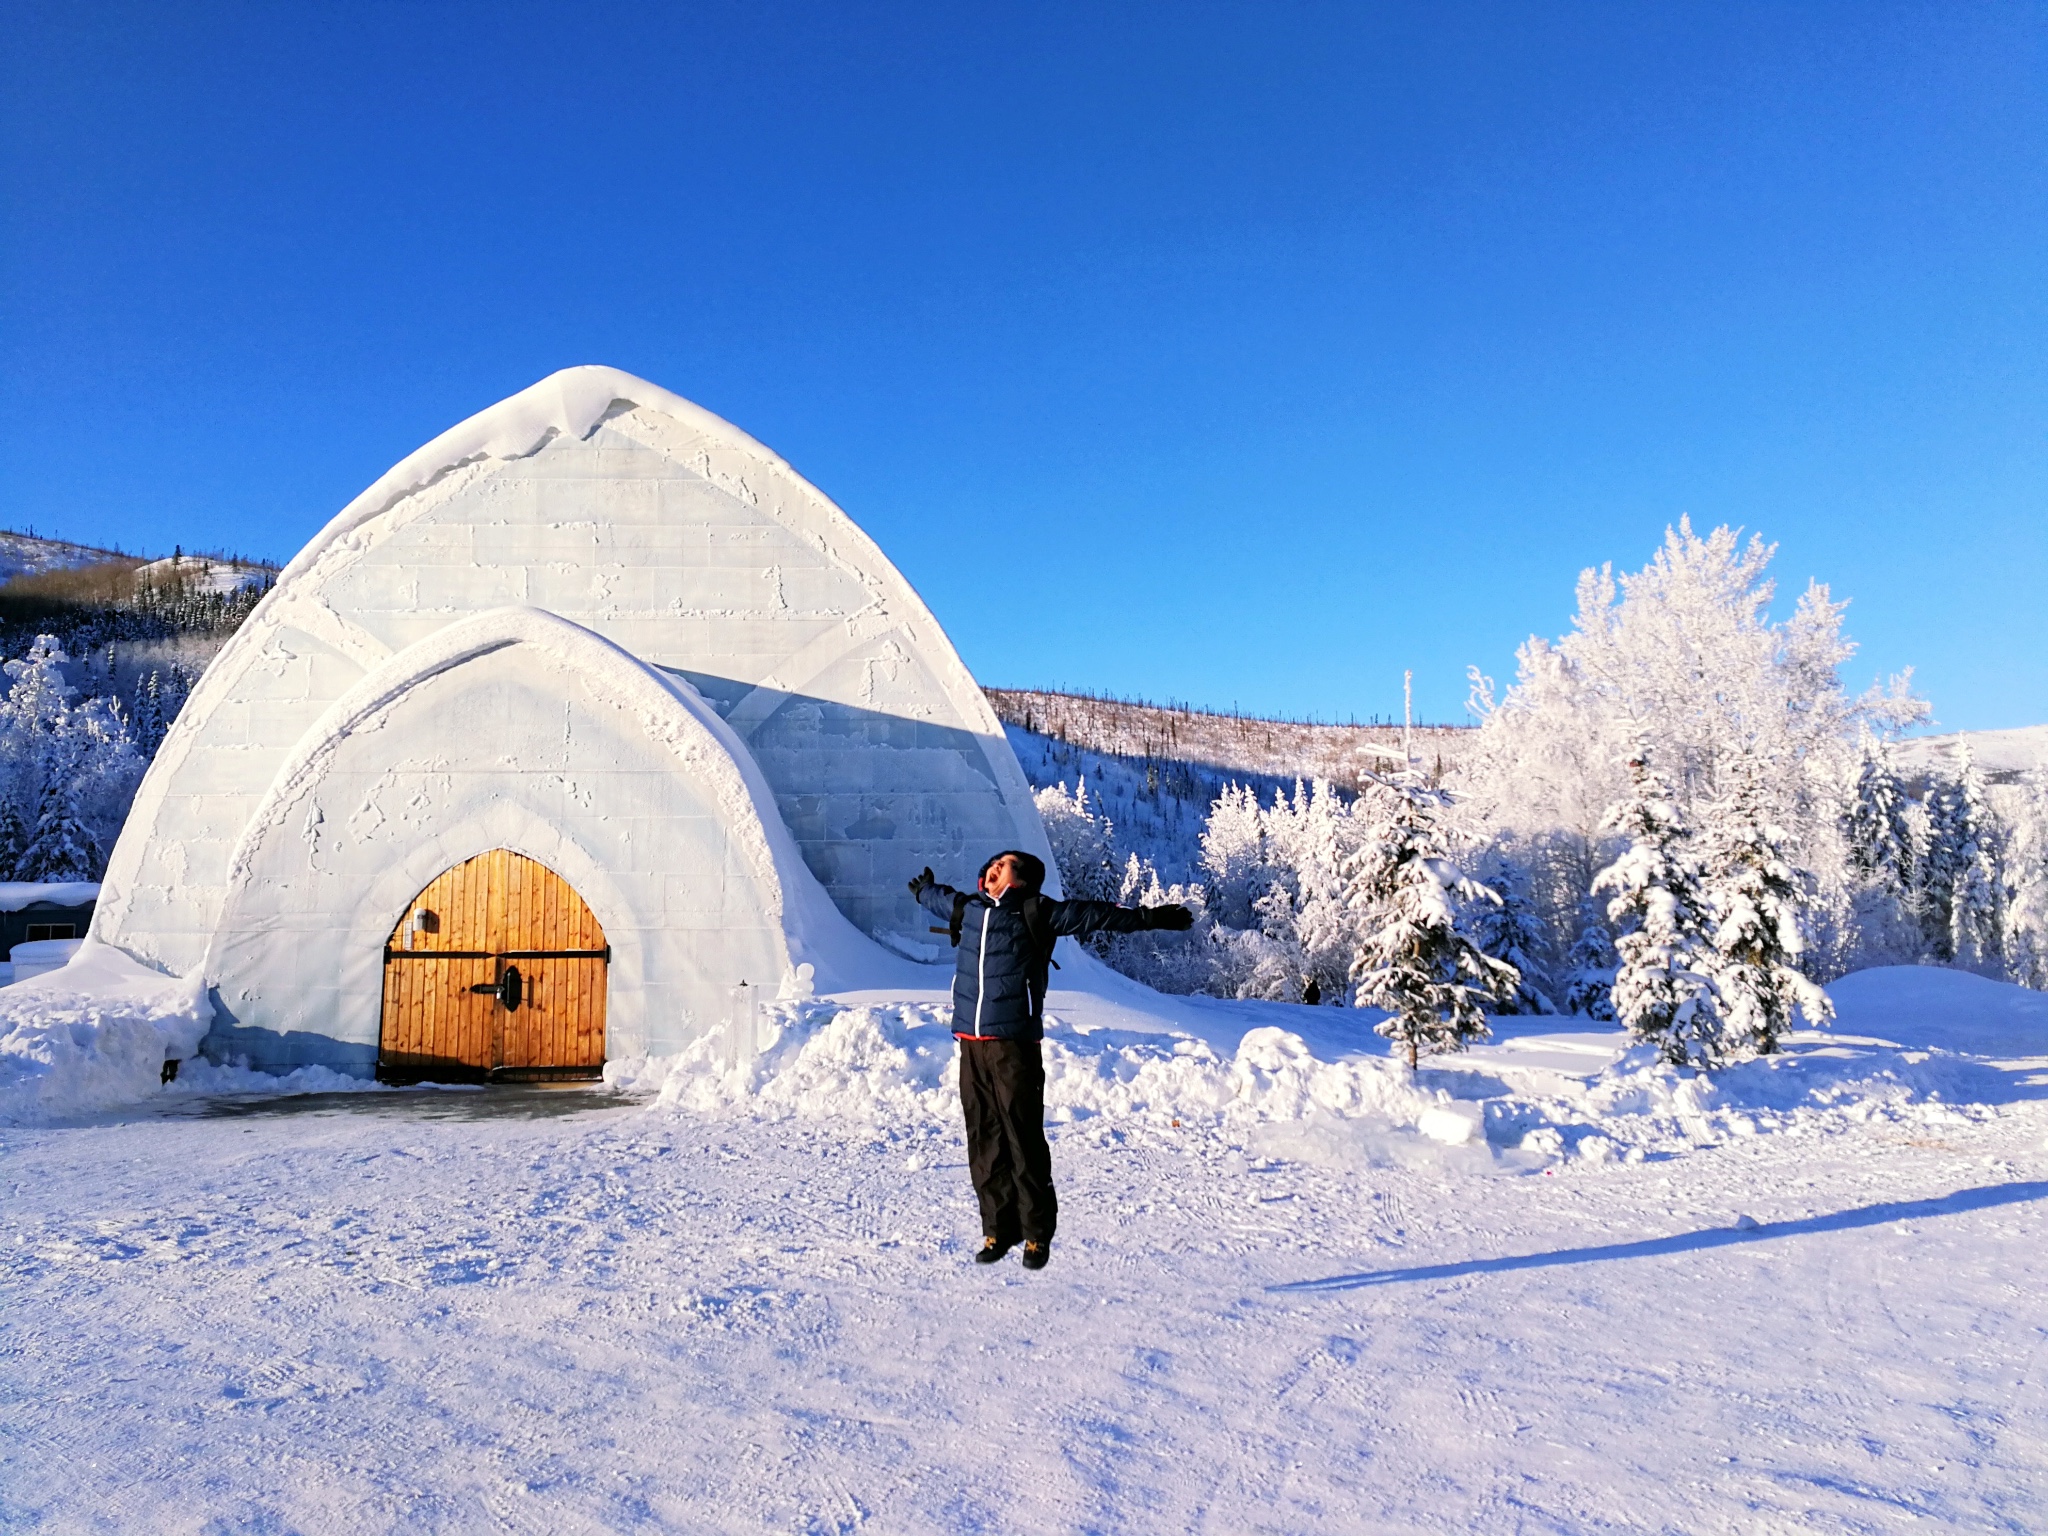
[982,855,1025,899]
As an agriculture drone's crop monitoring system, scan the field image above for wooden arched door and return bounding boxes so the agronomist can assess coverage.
[379,849,610,1082]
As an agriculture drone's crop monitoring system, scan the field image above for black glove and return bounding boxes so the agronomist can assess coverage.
[908,867,936,900]
[1142,903,1194,931]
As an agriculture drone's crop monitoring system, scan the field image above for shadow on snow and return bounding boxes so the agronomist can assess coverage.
[1272,1180,2048,1293]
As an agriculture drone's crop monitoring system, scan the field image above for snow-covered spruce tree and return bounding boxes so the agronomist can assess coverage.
[1464,849,1557,1014]
[1844,730,1915,894]
[1593,751,1717,1066]
[0,795,27,881]
[1914,745,2005,970]
[18,750,97,881]
[1695,763,1834,1058]
[1348,775,1519,1069]
[1822,729,1925,971]
[1945,745,2005,974]
[1561,895,1619,1020]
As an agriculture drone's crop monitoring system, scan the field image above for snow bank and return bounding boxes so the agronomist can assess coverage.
[613,1001,1479,1166]
[610,963,2048,1174]
[0,941,211,1126]
[163,1057,384,1099]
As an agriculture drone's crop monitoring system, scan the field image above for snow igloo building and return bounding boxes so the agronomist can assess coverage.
[93,367,1053,1080]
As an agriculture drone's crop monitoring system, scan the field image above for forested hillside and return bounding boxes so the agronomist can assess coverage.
[0,536,275,881]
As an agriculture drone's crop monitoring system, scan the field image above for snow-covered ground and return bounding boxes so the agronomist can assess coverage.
[5,963,2047,1531]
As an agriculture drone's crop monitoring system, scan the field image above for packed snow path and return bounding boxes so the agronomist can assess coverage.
[6,1081,2047,1532]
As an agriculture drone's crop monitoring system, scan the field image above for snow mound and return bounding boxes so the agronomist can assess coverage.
[1826,965,2048,1057]
[0,941,212,1126]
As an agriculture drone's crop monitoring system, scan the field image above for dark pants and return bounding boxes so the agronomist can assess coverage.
[958,1036,1057,1244]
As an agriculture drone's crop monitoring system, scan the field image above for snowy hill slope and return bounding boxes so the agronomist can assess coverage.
[1898,725,2048,785]
[987,686,1473,791]
[0,531,128,584]
[132,554,273,596]
[993,690,1476,884]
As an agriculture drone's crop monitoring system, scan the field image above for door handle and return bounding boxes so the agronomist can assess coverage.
[467,966,523,1010]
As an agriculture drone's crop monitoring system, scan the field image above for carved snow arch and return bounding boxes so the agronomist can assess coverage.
[198,607,864,1070]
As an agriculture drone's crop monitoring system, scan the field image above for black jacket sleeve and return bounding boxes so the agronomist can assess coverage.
[916,881,972,922]
[1043,897,1153,940]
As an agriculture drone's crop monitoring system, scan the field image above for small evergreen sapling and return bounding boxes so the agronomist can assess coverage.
[1562,896,1619,1020]
[1348,776,1519,1070]
[131,670,168,755]
[1593,752,1715,1065]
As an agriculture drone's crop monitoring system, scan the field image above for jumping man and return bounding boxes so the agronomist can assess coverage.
[909,852,1193,1270]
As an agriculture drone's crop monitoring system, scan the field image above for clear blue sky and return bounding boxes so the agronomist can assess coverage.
[3,3,2042,730]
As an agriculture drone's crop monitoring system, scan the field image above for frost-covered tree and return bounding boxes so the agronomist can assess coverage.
[1695,765,1834,1058]
[1458,520,1926,978]
[1561,896,1618,1020]
[1946,746,2004,973]
[1349,775,1519,1069]
[1252,779,1363,1005]
[1593,752,1716,1066]
[1035,778,1124,901]
[0,636,145,881]
[1198,783,1271,930]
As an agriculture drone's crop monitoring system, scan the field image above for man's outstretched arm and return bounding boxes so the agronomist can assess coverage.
[1044,897,1194,939]
[909,867,971,921]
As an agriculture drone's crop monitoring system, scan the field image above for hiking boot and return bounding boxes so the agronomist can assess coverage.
[1020,1241,1050,1271]
[974,1236,1017,1265]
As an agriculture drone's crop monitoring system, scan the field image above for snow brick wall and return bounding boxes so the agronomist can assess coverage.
[92,367,1050,1073]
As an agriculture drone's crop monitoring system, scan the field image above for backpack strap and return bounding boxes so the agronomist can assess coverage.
[925,891,974,946]
[1019,893,1061,972]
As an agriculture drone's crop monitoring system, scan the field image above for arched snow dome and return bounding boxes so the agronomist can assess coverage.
[94,367,1052,1077]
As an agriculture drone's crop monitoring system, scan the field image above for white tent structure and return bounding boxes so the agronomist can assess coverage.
[92,367,1053,1078]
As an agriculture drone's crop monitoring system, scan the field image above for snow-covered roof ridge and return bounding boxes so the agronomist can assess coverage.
[273,366,788,590]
